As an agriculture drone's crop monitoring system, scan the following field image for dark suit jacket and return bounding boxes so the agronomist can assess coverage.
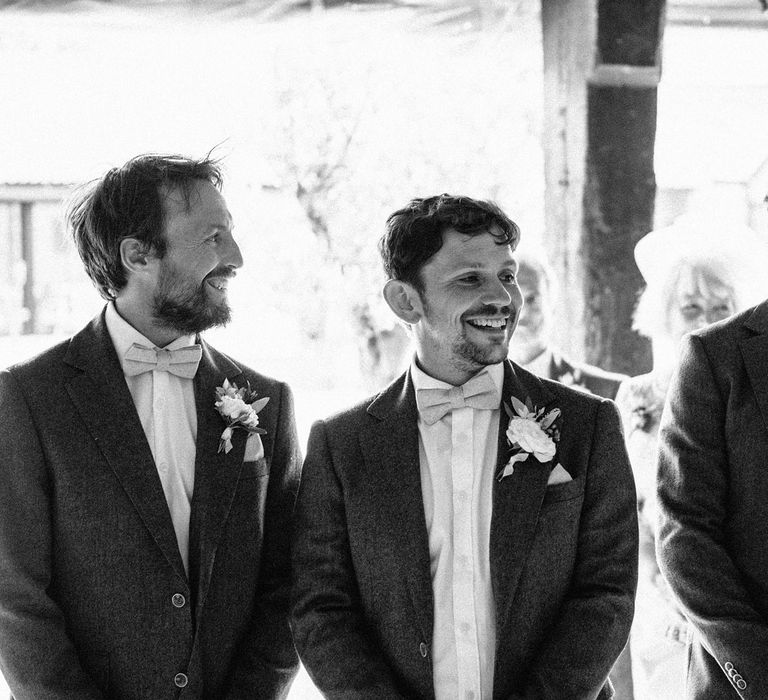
[545,351,627,401]
[0,311,301,700]
[291,360,637,699]
[657,301,768,699]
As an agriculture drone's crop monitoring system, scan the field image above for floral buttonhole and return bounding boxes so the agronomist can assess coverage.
[497,395,561,481]
[214,378,269,454]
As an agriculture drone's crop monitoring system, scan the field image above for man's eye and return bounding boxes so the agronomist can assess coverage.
[500,273,517,284]
[459,275,479,284]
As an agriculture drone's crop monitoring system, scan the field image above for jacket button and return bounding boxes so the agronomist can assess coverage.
[174,673,188,688]
[737,679,747,690]
[171,593,186,608]
[419,642,428,658]
[725,662,734,672]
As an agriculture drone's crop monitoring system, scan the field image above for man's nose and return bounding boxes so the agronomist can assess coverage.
[481,278,513,307]
[223,234,244,269]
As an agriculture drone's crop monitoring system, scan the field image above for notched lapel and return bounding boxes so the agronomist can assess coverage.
[491,362,554,625]
[362,372,434,642]
[64,315,187,581]
[188,342,246,612]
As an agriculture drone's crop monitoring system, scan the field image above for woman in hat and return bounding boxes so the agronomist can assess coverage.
[615,214,768,699]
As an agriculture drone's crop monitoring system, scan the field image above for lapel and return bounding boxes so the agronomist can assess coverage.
[490,360,556,628]
[63,311,187,581]
[360,371,434,643]
[187,339,247,614]
[740,302,768,436]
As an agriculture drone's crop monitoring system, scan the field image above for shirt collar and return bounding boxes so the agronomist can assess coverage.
[410,356,504,398]
[105,302,196,373]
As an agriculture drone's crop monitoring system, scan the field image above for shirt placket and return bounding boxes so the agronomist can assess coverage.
[450,405,482,700]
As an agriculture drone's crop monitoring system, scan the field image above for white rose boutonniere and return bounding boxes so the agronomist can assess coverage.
[214,378,269,454]
[498,395,561,480]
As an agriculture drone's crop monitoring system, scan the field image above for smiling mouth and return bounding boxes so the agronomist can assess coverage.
[466,317,509,330]
[206,277,231,293]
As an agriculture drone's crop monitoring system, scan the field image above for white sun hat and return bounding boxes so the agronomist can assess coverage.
[634,213,768,310]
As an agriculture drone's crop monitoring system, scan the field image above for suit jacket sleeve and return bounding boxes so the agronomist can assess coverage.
[290,420,410,700]
[0,370,104,699]
[224,381,302,700]
[517,399,638,699]
[657,333,768,698]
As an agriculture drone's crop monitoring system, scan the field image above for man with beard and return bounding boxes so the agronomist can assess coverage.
[291,194,638,699]
[0,154,301,699]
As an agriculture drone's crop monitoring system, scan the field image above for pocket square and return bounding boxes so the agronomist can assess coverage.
[244,433,264,462]
[547,463,572,485]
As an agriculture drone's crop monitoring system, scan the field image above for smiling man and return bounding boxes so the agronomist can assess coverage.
[291,193,638,699]
[0,154,301,699]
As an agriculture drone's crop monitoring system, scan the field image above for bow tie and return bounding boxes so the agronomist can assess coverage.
[123,343,202,379]
[416,369,500,425]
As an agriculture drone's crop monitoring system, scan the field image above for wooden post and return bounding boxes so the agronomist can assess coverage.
[541,0,665,375]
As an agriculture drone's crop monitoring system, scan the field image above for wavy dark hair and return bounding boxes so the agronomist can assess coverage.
[379,193,521,291]
[67,153,223,300]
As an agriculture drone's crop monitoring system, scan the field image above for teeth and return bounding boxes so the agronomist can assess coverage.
[468,318,506,328]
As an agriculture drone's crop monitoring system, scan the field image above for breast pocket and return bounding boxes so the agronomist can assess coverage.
[542,475,585,506]
[240,457,270,480]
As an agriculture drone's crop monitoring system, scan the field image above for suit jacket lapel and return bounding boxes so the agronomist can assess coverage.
[490,360,555,629]
[361,371,434,643]
[63,312,187,580]
[741,303,768,436]
[187,340,246,613]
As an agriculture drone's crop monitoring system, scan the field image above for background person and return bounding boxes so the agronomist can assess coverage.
[510,246,627,399]
[615,216,768,700]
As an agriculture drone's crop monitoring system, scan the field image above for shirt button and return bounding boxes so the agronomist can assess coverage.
[171,593,186,608]
[158,462,168,472]
[174,673,188,688]
[419,642,428,658]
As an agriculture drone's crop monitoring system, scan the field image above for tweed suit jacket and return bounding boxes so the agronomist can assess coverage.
[657,300,768,699]
[0,310,301,700]
[291,360,638,699]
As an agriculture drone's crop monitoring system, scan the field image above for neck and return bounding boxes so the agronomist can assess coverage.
[114,297,184,348]
[414,353,492,386]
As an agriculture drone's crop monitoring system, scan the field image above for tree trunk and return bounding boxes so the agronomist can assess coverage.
[541,0,665,376]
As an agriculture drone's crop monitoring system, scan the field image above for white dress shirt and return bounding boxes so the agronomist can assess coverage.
[411,359,503,700]
[105,302,198,574]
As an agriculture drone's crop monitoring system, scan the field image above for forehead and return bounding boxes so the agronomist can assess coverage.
[516,260,543,290]
[673,263,734,300]
[426,226,515,270]
[161,179,231,229]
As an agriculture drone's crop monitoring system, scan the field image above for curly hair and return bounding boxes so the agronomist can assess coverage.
[378,193,521,291]
[67,153,223,300]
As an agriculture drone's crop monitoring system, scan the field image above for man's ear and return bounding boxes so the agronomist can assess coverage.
[383,279,423,325]
[119,238,153,275]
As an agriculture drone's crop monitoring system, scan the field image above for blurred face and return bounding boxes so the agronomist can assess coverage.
[412,227,522,385]
[151,179,243,335]
[510,260,549,364]
[666,264,735,345]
